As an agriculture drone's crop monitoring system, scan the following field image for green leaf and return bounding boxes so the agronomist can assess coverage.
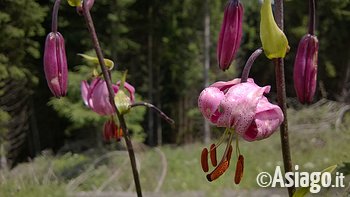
[67,0,82,7]
[78,53,114,70]
[292,165,337,197]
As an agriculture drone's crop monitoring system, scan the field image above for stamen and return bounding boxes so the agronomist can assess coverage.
[201,148,209,172]
[210,144,217,167]
[206,160,229,182]
[234,154,244,184]
[220,130,234,164]
[213,128,229,149]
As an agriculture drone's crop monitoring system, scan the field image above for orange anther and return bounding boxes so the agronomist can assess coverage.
[207,160,229,182]
[234,155,244,184]
[201,148,209,173]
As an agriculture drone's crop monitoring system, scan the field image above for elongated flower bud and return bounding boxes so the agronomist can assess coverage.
[44,32,68,97]
[293,34,318,104]
[260,0,289,59]
[217,0,243,71]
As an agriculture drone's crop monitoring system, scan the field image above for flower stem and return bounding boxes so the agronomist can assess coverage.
[82,3,143,197]
[51,0,61,33]
[241,48,263,83]
[308,0,316,35]
[274,1,295,196]
[131,102,175,125]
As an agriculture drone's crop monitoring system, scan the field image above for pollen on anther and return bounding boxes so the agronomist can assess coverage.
[207,160,229,182]
[201,148,209,173]
[234,155,244,184]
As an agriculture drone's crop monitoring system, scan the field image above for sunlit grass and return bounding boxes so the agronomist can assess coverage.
[1,102,350,196]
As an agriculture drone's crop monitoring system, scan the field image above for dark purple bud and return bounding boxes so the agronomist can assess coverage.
[76,0,95,15]
[293,34,318,104]
[217,0,243,71]
[43,32,68,98]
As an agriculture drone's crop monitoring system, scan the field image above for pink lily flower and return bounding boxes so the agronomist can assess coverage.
[81,78,135,116]
[198,78,283,141]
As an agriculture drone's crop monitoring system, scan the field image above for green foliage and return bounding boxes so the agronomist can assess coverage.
[1,105,350,195]
[0,0,47,78]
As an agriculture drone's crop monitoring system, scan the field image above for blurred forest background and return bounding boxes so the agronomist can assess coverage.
[0,0,350,196]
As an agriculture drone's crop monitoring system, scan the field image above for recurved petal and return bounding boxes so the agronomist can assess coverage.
[115,81,136,103]
[198,87,225,123]
[216,82,270,132]
[242,97,283,141]
[210,78,255,93]
[81,81,90,106]
[90,80,115,115]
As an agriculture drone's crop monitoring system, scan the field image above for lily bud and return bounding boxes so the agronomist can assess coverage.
[260,0,289,59]
[44,32,68,98]
[217,0,243,71]
[293,34,318,104]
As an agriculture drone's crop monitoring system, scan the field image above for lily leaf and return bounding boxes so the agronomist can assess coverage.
[78,53,114,70]
[67,0,81,7]
[293,165,337,197]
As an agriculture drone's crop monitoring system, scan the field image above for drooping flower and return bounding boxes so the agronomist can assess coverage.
[43,32,68,98]
[259,0,289,59]
[293,34,318,104]
[198,78,283,182]
[198,78,283,141]
[81,78,135,115]
[217,0,244,70]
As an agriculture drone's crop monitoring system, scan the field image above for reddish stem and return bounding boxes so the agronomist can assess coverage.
[274,1,295,196]
[51,0,61,33]
[82,2,143,197]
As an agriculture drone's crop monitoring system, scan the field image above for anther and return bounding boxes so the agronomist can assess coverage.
[206,160,229,182]
[234,155,244,184]
[201,148,209,173]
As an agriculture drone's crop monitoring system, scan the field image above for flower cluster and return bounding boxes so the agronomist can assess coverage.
[198,0,318,184]
[43,0,136,142]
[81,78,135,116]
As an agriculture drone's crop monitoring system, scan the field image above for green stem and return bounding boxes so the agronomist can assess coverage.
[82,3,143,197]
[274,1,295,196]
